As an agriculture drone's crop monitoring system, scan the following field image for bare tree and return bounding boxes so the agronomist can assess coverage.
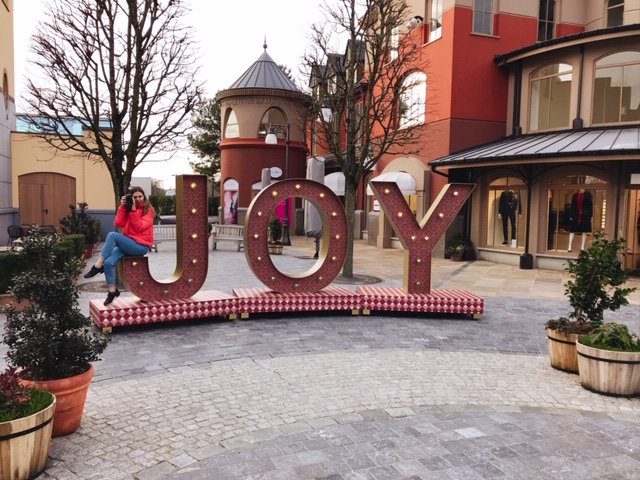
[304,0,429,277]
[23,0,203,207]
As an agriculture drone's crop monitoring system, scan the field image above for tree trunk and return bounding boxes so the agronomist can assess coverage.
[342,182,357,278]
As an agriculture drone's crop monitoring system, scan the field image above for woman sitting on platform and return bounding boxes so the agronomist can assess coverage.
[84,186,155,305]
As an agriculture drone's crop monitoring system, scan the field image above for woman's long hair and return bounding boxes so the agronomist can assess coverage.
[128,186,153,217]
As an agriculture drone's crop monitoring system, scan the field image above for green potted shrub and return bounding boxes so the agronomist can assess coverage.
[577,323,640,396]
[545,231,636,373]
[59,202,101,258]
[3,230,109,437]
[445,235,470,261]
[0,366,56,479]
[268,216,284,255]
[0,228,84,309]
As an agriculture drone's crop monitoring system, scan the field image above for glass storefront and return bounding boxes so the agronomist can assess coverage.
[546,175,607,252]
[486,177,527,248]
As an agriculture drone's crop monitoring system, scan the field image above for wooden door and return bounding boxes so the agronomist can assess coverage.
[18,173,76,229]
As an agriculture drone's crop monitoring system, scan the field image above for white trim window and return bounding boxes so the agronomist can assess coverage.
[538,0,556,42]
[429,0,443,42]
[399,72,426,128]
[473,0,493,35]
[593,51,640,124]
[390,26,399,62]
[607,0,624,27]
[529,63,572,131]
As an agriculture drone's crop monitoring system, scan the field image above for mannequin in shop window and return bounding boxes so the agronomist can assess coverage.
[498,189,521,247]
[568,188,593,252]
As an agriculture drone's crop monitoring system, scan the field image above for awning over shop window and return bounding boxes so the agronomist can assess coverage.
[324,172,345,196]
[366,171,417,195]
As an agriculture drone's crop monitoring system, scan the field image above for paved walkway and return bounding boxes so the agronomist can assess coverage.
[2,238,640,480]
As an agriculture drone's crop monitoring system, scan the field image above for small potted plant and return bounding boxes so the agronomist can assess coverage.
[3,230,110,437]
[577,322,640,396]
[545,231,635,373]
[268,216,284,255]
[0,366,56,479]
[59,202,101,258]
[445,235,470,261]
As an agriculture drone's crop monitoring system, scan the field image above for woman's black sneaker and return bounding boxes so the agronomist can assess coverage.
[83,265,104,278]
[104,289,120,306]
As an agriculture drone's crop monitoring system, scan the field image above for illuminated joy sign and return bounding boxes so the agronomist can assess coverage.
[123,175,474,299]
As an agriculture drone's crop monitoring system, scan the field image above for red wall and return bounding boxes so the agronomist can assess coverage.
[220,139,308,208]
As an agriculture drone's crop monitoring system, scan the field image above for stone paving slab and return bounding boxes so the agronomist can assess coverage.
[39,349,640,479]
[1,239,638,479]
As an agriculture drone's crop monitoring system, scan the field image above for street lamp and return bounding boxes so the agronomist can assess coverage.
[265,123,291,245]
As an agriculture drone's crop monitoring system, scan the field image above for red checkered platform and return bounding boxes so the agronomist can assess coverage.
[90,290,237,329]
[356,287,483,317]
[90,286,483,330]
[232,286,361,316]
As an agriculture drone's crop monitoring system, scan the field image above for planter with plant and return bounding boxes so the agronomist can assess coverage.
[3,230,110,437]
[445,235,470,261]
[0,229,84,310]
[59,202,101,258]
[545,231,635,373]
[576,322,640,396]
[268,216,284,255]
[0,366,56,479]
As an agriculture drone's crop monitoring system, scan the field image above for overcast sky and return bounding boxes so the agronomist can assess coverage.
[13,0,325,189]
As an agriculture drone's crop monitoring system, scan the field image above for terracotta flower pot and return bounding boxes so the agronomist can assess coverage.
[0,396,56,479]
[0,293,31,312]
[22,364,94,437]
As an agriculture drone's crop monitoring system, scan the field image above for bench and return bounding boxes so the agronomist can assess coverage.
[211,225,244,251]
[152,225,176,252]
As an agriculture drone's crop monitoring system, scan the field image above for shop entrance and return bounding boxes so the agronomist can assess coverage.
[624,188,640,274]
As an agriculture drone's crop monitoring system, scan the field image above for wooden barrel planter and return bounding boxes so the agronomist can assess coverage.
[268,244,283,255]
[547,328,580,374]
[577,342,640,397]
[0,396,56,480]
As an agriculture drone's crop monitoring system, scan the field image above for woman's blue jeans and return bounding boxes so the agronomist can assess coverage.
[100,232,149,287]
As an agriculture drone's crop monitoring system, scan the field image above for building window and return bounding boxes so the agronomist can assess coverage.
[529,63,572,131]
[429,0,443,42]
[258,108,287,138]
[538,0,555,42]
[224,109,239,139]
[2,73,8,112]
[593,51,640,124]
[473,0,493,35]
[389,27,399,62]
[546,176,608,252]
[398,72,426,128]
[607,0,624,27]
[486,177,527,248]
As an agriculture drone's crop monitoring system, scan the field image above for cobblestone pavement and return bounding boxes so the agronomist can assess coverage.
[2,239,640,480]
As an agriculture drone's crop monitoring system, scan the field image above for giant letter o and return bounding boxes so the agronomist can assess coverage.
[244,179,347,293]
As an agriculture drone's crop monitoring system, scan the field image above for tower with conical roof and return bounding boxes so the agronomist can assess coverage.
[215,43,310,226]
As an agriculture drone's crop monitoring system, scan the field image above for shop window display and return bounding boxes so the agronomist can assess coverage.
[486,177,527,248]
[546,176,607,253]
